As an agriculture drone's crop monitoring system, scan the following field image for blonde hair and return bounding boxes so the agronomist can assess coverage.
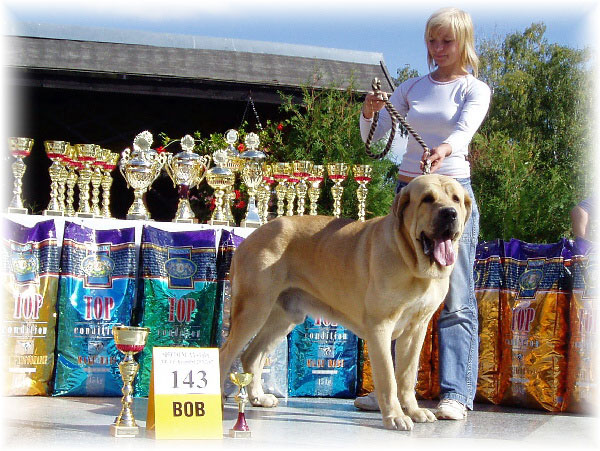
[425,7,479,77]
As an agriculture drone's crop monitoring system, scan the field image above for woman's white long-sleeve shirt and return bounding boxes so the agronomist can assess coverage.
[360,73,491,179]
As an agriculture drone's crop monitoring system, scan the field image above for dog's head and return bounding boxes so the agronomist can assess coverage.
[392,174,472,279]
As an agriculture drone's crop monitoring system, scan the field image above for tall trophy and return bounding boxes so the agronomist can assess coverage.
[8,137,34,214]
[110,325,150,438]
[75,144,96,218]
[229,372,253,438]
[272,162,290,218]
[353,164,372,222]
[258,163,274,223]
[222,130,243,224]
[292,161,313,216]
[101,151,120,218]
[62,145,79,217]
[165,134,211,223]
[90,146,105,217]
[307,165,325,216]
[120,131,168,220]
[240,133,266,228]
[285,171,299,216]
[327,162,348,218]
[43,140,68,216]
[206,149,235,225]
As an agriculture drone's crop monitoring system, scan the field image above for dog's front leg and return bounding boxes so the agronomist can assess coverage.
[366,329,414,431]
[394,323,437,423]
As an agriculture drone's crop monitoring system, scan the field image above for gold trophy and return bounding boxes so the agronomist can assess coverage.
[165,134,211,223]
[110,325,150,438]
[352,164,372,222]
[258,163,274,223]
[285,171,299,216]
[292,161,313,216]
[75,144,97,218]
[8,137,34,214]
[63,145,79,217]
[240,133,266,228]
[206,149,235,225]
[43,140,68,216]
[222,130,243,224]
[272,162,290,218]
[101,151,120,218]
[229,372,253,438]
[327,162,348,218]
[120,131,168,220]
[307,165,325,216]
[90,146,105,217]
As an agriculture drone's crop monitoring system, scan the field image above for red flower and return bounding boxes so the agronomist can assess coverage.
[277,123,284,131]
[155,146,165,153]
[237,143,246,152]
[209,196,216,211]
[234,189,242,200]
[235,200,247,210]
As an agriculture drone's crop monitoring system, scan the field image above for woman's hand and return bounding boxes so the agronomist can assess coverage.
[420,143,452,173]
[362,91,388,119]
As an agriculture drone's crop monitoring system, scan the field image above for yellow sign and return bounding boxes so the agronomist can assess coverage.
[146,347,223,440]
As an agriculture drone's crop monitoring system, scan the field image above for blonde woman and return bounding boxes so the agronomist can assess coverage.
[357,7,491,420]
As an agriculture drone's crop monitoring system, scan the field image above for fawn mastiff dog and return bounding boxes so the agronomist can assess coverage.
[219,174,472,431]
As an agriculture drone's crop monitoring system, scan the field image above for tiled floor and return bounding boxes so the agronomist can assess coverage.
[3,396,598,451]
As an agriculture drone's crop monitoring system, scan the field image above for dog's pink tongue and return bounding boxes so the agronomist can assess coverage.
[433,239,455,266]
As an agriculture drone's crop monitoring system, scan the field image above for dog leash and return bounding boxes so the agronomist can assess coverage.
[364,78,432,175]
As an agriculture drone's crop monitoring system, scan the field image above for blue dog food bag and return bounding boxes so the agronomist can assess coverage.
[53,222,137,396]
[288,316,358,397]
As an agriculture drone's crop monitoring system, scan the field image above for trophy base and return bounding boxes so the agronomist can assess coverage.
[240,220,261,229]
[127,213,151,221]
[76,212,96,218]
[173,218,198,224]
[7,207,28,214]
[43,210,64,217]
[229,429,251,438]
[209,219,231,226]
[109,423,140,438]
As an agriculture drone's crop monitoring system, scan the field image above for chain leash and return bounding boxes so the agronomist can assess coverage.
[364,78,432,174]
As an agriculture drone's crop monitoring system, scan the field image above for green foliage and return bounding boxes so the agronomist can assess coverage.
[472,23,593,242]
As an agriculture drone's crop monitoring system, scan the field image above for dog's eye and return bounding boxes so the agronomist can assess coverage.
[453,195,460,203]
[422,194,435,203]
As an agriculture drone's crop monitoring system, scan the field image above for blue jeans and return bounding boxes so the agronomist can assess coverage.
[396,178,480,409]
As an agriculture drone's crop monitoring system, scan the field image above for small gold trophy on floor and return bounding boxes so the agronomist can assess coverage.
[110,325,150,438]
[229,372,253,438]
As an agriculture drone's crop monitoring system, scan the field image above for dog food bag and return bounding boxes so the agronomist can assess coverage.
[356,340,374,396]
[2,219,59,396]
[563,241,598,413]
[134,226,218,397]
[499,239,570,411]
[288,316,358,398]
[415,305,443,400]
[474,240,504,404]
[217,229,288,398]
[53,222,137,396]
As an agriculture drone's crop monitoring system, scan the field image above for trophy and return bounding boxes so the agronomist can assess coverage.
[327,163,348,218]
[90,146,105,217]
[8,137,34,214]
[353,164,372,222]
[258,163,274,223]
[75,144,96,218]
[120,131,168,220]
[285,171,299,216]
[229,372,253,438]
[307,165,325,216]
[165,134,211,223]
[101,151,120,218]
[63,145,80,217]
[292,161,313,216]
[43,140,68,216]
[240,133,266,228]
[206,149,235,225]
[272,162,290,218]
[222,130,243,224]
[110,325,150,438]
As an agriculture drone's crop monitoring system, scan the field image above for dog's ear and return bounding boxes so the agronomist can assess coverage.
[392,186,410,219]
[462,189,472,226]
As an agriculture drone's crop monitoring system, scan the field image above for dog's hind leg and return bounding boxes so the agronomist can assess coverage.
[241,302,300,408]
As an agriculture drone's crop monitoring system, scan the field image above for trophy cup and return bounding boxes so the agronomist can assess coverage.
[120,131,168,220]
[75,144,97,218]
[292,161,313,216]
[222,130,242,224]
[258,163,274,223]
[101,151,120,218]
[90,146,105,217]
[206,149,235,225]
[110,325,150,438]
[240,133,266,228]
[229,372,253,438]
[307,165,325,216]
[8,137,34,214]
[43,140,68,216]
[272,162,290,218]
[63,145,79,217]
[285,170,299,216]
[165,134,211,223]
[327,163,348,218]
[353,164,372,222]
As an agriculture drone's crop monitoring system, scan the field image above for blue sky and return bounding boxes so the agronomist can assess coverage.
[3,0,598,77]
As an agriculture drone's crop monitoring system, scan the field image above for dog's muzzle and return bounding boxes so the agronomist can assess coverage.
[421,207,460,266]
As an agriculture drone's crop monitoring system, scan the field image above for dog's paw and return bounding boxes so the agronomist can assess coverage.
[407,407,437,423]
[383,414,414,431]
[250,393,279,408]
